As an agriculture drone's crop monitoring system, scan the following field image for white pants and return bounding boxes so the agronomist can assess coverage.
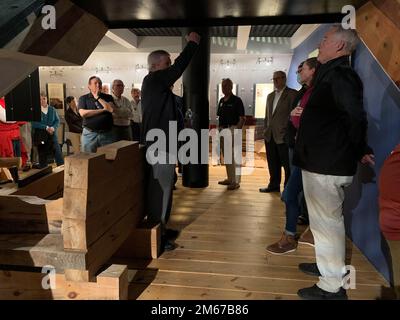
[302,170,353,293]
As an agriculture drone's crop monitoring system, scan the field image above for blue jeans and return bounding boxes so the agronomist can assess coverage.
[282,166,303,234]
[53,134,64,166]
[81,128,115,153]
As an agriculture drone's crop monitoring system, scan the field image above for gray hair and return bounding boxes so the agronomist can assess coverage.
[147,50,170,72]
[112,79,124,87]
[40,91,47,97]
[331,24,360,53]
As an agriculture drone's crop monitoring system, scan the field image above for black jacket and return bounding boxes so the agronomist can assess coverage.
[65,107,83,133]
[141,41,198,147]
[293,56,370,176]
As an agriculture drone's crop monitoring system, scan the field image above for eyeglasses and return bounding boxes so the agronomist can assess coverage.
[272,76,285,80]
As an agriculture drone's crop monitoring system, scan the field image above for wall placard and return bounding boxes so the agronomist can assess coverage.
[254,83,274,119]
[46,83,66,116]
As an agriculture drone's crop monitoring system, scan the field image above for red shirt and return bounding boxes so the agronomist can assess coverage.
[290,86,313,129]
[379,144,400,240]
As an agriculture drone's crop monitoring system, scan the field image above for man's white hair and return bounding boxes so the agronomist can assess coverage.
[147,50,170,72]
[331,24,360,53]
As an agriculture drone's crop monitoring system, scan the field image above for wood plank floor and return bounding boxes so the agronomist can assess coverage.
[116,166,389,300]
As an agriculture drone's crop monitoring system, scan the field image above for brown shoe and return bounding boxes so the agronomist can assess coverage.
[227,183,240,190]
[266,233,298,255]
[298,227,314,247]
[218,179,231,185]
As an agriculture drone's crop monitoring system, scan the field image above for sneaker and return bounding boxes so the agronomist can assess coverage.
[297,284,348,300]
[266,233,297,255]
[227,183,240,190]
[298,227,314,247]
[298,263,321,277]
[218,179,231,185]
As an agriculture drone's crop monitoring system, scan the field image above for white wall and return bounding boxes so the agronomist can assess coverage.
[39,36,294,123]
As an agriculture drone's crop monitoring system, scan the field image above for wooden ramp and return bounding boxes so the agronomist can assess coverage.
[116,166,388,300]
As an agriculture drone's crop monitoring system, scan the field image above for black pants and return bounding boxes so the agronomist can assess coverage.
[144,161,175,233]
[265,137,290,189]
[131,122,141,142]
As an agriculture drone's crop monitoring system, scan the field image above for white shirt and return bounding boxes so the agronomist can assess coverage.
[131,99,142,123]
[41,106,49,115]
[112,94,133,126]
[272,86,286,115]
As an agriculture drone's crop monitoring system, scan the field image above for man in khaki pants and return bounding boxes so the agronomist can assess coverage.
[217,78,245,190]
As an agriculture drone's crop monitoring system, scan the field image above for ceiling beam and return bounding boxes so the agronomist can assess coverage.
[106,29,138,49]
[236,25,251,50]
[290,24,320,49]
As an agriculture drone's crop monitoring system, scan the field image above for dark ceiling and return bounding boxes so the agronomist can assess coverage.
[71,0,369,28]
[131,25,301,37]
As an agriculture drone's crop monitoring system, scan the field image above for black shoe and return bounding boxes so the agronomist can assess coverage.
[298,284,348,300]
[299,263,321,277]
[259,186,280,193]
[165,228,180,240]
[162,239,178,252]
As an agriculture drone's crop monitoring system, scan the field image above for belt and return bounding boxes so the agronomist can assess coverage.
[84,127,109,133]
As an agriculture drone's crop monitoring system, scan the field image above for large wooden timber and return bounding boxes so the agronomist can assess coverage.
[0,141,147,298]
[0,264,128,300]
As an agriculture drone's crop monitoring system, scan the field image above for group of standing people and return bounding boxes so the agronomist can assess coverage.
[215,24,399,300]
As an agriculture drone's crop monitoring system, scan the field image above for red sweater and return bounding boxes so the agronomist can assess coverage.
[0,98,27,164]
[379,144,400,241]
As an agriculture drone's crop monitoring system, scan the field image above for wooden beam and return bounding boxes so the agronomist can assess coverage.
[357,1,400,87]
[0,157,21,168]
[11,166,64,199]
[17,165,52,188]
[114,223,161,260]
[0,196,62,234]
[371,0,400,30]
[0,264,129,300]
[0,234,86,270]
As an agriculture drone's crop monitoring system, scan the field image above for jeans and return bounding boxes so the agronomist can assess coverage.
[282,166,303,234]
[53,134,64,166]
[81,128,115,153]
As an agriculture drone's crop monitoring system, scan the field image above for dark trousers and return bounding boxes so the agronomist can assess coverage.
[144,160,175,234]
[265,137,290,189]
[131,122,141,142]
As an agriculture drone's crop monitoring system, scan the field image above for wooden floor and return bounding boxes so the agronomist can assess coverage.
[115,165,388,300]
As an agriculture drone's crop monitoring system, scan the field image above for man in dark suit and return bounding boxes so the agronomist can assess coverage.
[260,71,297,193]
[141,32,200,251]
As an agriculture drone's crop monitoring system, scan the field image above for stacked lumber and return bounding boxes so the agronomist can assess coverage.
[0,141,152,299]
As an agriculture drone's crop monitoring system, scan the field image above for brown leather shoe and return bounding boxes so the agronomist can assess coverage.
[218,179,231,185]
[227,183,240,190]
[298,227,314,247]
[266,233,297,255]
